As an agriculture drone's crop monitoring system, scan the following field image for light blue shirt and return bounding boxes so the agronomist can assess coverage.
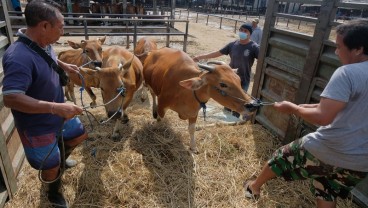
[250,26,263,45]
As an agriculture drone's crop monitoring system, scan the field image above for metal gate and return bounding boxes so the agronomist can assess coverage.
[251,0,368,206]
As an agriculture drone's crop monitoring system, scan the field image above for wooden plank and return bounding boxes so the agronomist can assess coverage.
[1,0,13,43]
[295,0,338,105]
[0,35,8,49]
[0,189,8,208]
[6,127,19,162]
[1,112,14,142]
[0,127,16,198]
[252,0,278,98]
[9,129,23,176]
[0,104,10,126]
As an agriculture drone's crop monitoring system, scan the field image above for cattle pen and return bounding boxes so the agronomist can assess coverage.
[8,11,190,51]
[1,0,368,207]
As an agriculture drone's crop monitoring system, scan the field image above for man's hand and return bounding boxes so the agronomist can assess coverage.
[58,60,79,74]
[273,101,298,114]
[63,63,80,74]
[51,103,83,119]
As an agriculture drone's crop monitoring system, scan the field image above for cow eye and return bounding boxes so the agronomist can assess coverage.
[219,82,227,88]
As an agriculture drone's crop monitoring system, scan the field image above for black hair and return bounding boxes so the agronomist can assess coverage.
[24,0,62,27]
[240,24,253,35]
[336,19,368,55]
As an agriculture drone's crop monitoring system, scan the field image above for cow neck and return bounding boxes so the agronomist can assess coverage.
[193,90,207,121]
[193,70,209,121]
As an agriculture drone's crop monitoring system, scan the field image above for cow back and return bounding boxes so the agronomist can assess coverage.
[134,37,157,64]
[143,47,199,97]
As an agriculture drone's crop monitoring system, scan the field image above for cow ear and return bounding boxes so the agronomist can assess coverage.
[122,55,134,71]
[67,40,81,49]
[80,40,87,49]
[179,77,206,90]
[99,36,107,44]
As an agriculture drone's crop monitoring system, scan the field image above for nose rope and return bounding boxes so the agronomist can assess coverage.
[193,90,207,121]
[76,69,126,132]
[213,86,275,110]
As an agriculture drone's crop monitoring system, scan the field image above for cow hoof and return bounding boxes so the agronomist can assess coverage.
[122,116,129,124]
[90,102,97,108]
[111,133,121,141]
[189,148,199,155]
[153,111,158,119]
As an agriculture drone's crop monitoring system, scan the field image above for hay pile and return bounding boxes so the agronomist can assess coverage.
[5,89,359,207]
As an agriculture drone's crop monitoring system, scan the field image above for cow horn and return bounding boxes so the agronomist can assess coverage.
[95,67,101,71]
[118,63,123,70]
[207,61,227,65]
[198,63,215,72]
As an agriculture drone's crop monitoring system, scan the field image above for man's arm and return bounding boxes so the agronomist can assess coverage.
[193,51,223,62]
[4,93,83,119]
[274,98,346,126]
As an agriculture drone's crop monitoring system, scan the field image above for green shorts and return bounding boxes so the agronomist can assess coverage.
[268,139,368,201]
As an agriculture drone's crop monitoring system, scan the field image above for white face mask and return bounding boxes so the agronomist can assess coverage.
[239,32,248,40]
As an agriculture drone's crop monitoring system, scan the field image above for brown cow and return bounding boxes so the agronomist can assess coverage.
[134,37,158,65]
[143,47,255,153]
[99,46,144,139]
[58,36,106,106]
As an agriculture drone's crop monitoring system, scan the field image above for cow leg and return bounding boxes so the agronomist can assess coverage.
[111,120,121,141]
[121,93,134,124]
[147,86,158,119]
[85,87,97,107]
[188,118,198,154]
[65,81,76,104]
[140,83,149,103]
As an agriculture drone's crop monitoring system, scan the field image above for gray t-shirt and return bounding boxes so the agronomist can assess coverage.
[301,61,368,172]
[219,40,259,88]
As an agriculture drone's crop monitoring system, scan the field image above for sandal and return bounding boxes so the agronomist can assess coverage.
[243,181,260,200]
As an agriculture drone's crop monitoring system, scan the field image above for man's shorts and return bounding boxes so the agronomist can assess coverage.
[268,139,368,201]
[19,117,87,170]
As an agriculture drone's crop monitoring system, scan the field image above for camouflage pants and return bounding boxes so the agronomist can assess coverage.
[268,139,368,201]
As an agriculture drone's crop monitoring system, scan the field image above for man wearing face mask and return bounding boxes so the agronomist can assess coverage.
[193,24,259,118]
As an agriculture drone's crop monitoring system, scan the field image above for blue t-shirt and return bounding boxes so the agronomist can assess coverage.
[219,40,259,88]
[2,40,64,136]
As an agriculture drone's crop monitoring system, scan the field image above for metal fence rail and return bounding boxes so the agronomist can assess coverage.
[9,13,189,51]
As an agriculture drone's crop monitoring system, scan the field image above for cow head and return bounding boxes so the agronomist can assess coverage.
[134,37,157,64]
[67,36,106,68]
[84,56,134,120]
[179,62,255,117]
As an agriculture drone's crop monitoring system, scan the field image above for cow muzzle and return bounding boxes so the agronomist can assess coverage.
[93,61,102,68]
[244,100,262,112]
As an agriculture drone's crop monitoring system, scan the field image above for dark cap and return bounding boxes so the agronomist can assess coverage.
[240,24,253,35]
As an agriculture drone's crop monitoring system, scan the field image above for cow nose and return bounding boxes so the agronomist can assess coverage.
[107,110,122,119]
[93,61,102,68]
[244,102,260,112]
